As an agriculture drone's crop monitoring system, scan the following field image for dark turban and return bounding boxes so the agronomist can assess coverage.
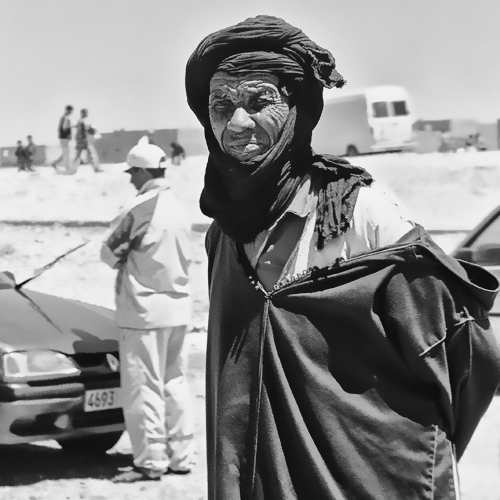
[186,15,345,128]
[185,15,372,248]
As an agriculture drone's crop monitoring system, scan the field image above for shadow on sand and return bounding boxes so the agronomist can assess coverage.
[0,442,132,486]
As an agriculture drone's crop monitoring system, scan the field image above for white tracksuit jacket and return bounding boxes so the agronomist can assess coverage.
[101,177,192,329]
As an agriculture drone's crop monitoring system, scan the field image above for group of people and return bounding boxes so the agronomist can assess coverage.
[51,105,103,174]
[96,15,500,498]
[15,135,36,172]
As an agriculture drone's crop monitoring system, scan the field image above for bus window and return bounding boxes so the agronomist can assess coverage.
[372,102,389,118]
[392,101,409,116]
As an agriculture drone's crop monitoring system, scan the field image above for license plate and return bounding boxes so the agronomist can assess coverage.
[84,388,121,412]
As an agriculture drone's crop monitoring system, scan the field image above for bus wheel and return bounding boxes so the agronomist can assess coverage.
[346,145,359,157]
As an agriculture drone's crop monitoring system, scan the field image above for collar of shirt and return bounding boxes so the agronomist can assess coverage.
[137,177,172,196]
[244,176,315,268]
[283,175,313,218]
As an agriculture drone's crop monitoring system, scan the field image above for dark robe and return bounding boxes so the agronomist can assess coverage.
[205,223,500,500]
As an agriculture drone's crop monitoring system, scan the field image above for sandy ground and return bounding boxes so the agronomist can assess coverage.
[1,151,500,499]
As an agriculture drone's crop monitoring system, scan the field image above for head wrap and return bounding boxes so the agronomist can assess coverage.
[185,15,372,249]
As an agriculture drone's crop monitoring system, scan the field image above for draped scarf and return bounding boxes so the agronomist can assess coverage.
[186,15,373,249]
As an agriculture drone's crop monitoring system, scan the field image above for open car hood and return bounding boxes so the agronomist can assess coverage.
[0,288,119,355]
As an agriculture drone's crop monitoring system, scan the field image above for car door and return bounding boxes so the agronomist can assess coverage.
[453,207,500,347]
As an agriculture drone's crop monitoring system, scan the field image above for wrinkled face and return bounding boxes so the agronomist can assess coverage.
[208,72,290,161]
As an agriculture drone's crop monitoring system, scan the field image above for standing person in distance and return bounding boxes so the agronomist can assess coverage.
[170,141,186,165]
[185,14,500,500]
[15,140,25,171]
[52,105,73,173]
[101,142,196,482]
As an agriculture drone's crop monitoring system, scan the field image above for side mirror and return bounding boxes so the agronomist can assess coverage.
[0,271,16,289]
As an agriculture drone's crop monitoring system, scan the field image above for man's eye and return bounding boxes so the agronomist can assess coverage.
[211,100,233,113]
[247,97,271,113]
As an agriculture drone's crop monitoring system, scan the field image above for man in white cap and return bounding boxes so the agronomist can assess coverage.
[101,142,196,482]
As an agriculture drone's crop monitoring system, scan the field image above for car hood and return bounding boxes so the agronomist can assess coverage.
[0,288,119,354]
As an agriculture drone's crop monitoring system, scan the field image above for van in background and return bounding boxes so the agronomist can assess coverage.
[312,85,416,156]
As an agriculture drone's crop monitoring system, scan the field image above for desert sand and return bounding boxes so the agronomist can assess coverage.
[0,151,499,499]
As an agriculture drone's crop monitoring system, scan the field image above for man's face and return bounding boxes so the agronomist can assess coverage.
[127,167,151,191]
[208,72,290,161]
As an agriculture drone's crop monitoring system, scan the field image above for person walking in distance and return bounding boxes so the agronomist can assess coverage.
[71,108,103,173]
[101,142,196,482]
[23,135,36,171]
[51,105,73,173]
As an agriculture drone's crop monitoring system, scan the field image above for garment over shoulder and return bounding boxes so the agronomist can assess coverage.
[204,221,500,500]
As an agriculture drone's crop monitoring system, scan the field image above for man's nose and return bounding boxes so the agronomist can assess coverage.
[227,107,255,132]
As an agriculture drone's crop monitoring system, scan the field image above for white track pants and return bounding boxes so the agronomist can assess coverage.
[52,138,71,170]
[119,326,196,476]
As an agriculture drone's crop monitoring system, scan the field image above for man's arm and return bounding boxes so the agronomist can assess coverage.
[100,211,135,269]
[63,116,72,133]
[101,195,157,269]
[355,183,414,249]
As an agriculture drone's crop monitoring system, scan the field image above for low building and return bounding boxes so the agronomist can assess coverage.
[95,129,177,164]
[1,127,209,167]
[414,119,499,151]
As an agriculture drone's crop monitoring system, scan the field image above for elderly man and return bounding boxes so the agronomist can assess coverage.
[186,15,500,500]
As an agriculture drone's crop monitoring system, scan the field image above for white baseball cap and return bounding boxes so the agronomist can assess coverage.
[125,143,167,171]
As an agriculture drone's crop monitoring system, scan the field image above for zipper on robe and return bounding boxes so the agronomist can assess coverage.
[248,297,270,496]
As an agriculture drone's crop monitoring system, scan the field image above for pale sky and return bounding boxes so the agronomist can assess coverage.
[1,0,499,146]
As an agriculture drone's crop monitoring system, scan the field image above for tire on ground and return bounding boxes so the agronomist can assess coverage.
[57,431,123,455]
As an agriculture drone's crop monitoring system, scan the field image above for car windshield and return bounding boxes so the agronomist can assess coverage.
[468,212,500,314]
[470,213,500,249]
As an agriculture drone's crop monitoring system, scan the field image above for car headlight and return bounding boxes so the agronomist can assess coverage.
[1,350,80,382]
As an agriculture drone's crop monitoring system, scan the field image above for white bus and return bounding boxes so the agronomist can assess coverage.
[312,85,416,156]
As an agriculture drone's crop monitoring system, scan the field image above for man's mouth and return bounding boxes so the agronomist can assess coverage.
[222,130,270,159]
[226,142,261,156]
[225,135,262,152]
[227,134,259,146]
[229,141,260,149]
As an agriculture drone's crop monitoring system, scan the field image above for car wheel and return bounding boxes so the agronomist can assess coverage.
[57,431,123,455]
[346,145,359,157]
